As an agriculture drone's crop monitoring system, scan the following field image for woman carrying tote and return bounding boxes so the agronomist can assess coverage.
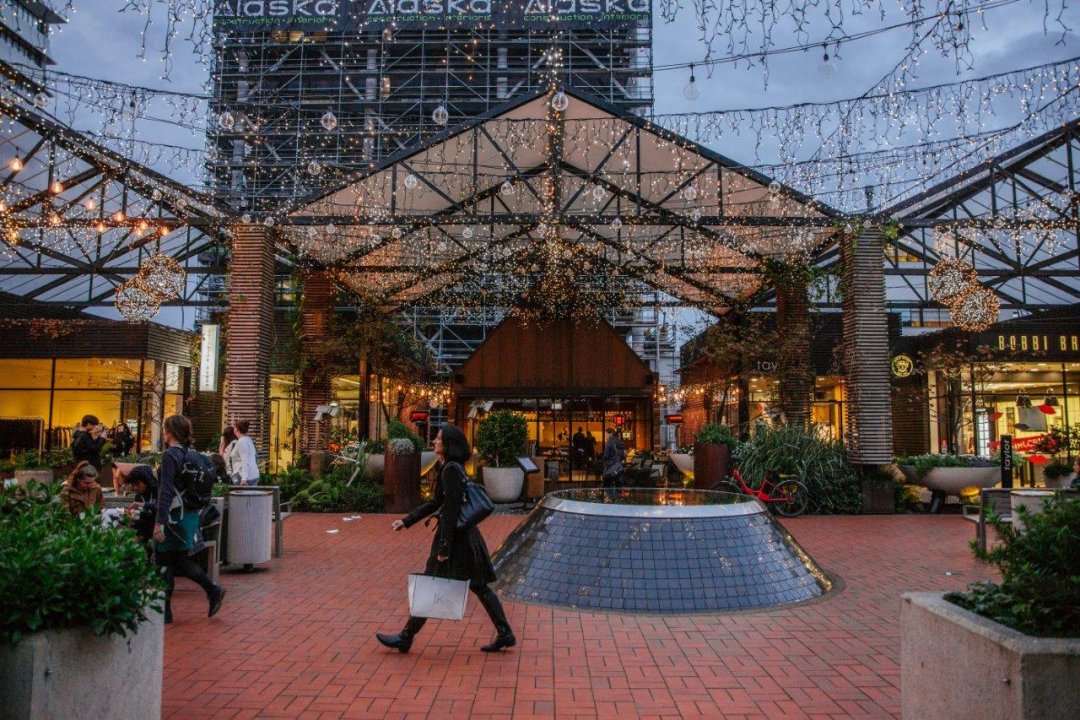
[376,424,516,654]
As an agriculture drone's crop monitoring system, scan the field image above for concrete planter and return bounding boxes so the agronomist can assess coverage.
[901,592,1080,720]
[1011,489,1055,533]
[1042,471,1076,489]
[13,469,55,485]
[0,611,164,720]
[482,466,523,503]
[670,453,694,481]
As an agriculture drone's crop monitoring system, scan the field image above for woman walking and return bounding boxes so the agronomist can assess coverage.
[376,424,515,654]
[153,414,226,624]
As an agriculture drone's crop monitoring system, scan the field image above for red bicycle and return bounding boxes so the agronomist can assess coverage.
[711,467,809,517]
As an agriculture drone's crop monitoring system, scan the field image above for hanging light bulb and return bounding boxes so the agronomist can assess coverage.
[10,158,23,172]
[690,207,702,223]
[307,159,322,176]
[768,180,782,197]
[462,226,474,239]
[0,200,6,212]
[33,92,49,109]
[320,110,338,131]
[84,198,95,211]
[241,213,252,224]
[113,211,125,223]
[218,111,235,130]
[683,185,698,201]
[432,105,449,126]
[592,185,606,202]
[500,180,514,197]
[95,221,106,233]
[49,213,61,226]
[404,173,419,190]
[151,189,162,201]
[50,181,62,194]
[818,45,835,78]
[550,91,570,112]
[610,217,623,232]
[683,64,700,101]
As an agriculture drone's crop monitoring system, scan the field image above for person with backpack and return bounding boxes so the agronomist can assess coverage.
[153,414,225,624]
[375,424,515,654]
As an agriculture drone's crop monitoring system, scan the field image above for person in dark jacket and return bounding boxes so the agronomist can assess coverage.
[71,414,107,470]
[601,427,625,501]
[124,465,158,547]
[153,414,225,624]
[111,422,135,458]
[376,424,516,654]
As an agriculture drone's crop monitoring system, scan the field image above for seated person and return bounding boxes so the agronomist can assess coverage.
[61,461,104,516]
[122,465,158,546]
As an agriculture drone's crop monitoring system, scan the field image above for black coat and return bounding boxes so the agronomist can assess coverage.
[402,461,496,588]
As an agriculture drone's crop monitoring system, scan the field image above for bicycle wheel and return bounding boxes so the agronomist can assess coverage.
[771,480,809,517]
[710,479,742,496]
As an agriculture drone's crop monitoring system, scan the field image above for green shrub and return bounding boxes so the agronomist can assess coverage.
[386,420,424,453]
[895,453,994,482]
[0,481,165,645]
[738,426,861,514]
[475,410,528,467]
[1043,459,1074,480]
[13,448,74,470]
[271,465,382,513]
[693,423,739,453]
[947,494,1080,637]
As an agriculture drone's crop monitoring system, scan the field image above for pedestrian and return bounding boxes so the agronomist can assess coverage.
[219,426,240,483]
[601,427,625,501]
[61,460,104,516]
[71,414,107,470]
[232,420,260,485]
[111,422,135,458]
[376,424,516,654]
[152,414,226,624]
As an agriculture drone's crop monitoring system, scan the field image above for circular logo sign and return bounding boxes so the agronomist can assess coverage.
[891,354,914,378]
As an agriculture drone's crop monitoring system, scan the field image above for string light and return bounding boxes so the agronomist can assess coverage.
[928,259,978,303]
[683,65,700,101]
[950,284,1000,331]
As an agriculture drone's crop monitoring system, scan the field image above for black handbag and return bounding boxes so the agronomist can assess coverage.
[446,462,494,529]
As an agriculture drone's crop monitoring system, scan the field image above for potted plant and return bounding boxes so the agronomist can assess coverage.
[901,494,1080,720]
[692,423,737,489]
[0,481,165,719]
[669,445,695,485]
[475,409,528,502]
[383,437,421,513]
[897,453,999,512]
[1042,458,1076,489]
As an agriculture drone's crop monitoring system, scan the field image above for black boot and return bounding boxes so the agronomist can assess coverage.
[376,616,426,653]
[475,586,516,652]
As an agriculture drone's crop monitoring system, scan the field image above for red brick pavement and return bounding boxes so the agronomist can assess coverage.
[162,514,995,719]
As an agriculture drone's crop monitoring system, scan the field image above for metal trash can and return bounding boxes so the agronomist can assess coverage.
[226,489,272,566]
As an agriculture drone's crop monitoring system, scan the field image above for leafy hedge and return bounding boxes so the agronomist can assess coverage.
[947,494,1080,637]
[386,420,424,453]
[0,481,164,645]
[274,466,384,513]
[737,426,862,514]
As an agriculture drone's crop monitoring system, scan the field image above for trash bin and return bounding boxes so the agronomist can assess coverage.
[227,489,272,566]
[546,460,560,482]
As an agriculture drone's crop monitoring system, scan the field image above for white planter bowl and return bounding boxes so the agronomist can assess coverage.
[365,453,385,476]
[420,451,438,475]
[919,466,999,496]
[670,453,694,480]
[482,467,524,503]
[1041,471,1076,489]
[1011,489,1055,534]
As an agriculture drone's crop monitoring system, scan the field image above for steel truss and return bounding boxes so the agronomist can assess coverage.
[0,101,230,310]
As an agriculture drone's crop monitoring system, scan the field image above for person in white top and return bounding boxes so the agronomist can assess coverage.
[219,425,240,483]
[232,420,260,485]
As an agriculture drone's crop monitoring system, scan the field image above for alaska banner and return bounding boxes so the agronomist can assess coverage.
[214,0,652,31]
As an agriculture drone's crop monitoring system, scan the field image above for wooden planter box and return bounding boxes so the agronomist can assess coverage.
[383,452,421,514]
[0,612,163,720]
[901,592,1080,720]
[692,443,730,489]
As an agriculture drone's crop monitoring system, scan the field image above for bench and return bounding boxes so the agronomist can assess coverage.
[961,488,1012,553]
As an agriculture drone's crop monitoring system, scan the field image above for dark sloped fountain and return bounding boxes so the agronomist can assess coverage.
[491,488,834,613]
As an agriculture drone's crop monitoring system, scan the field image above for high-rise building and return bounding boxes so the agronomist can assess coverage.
[208,8,653,210]
[0,0,63,100]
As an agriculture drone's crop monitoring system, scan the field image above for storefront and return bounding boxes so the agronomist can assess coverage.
[451,316,657,481]
[0,317,194,456]
[895,306,1080,474]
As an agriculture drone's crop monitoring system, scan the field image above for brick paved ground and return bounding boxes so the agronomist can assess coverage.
[163,513,995,719]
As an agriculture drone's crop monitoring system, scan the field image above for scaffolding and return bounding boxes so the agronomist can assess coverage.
[208,24,653,212]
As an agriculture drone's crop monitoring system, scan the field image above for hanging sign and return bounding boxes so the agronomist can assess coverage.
[999,434,1013,489]
[199,324,220,392]
[409,410,430,422]
[663,414,684,424]
[214,0,651,32]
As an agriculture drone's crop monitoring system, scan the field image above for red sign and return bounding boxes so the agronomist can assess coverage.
[664,414,684,424]
[409,411,429,423]
[613,415,625,427]
[989,434,1047,453]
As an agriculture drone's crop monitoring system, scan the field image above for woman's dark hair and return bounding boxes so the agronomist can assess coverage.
[116,423,130,435]
[163,414,193,446]
[439,424,470,464]
[234,419,250,434]
[222,426,237,444]
[68,460,98,487]
[127,465,157,498]
[80,414,99,427]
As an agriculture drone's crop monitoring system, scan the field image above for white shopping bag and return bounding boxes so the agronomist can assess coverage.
[408,573,469,621]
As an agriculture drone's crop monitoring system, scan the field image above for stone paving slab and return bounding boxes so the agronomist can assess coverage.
[163,513,994,719]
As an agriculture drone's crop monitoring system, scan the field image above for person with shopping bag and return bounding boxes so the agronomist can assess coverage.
[376,424,516,654]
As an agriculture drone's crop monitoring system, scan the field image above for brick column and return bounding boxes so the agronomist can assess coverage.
[841,229,893,464]
[300,271,334,454]
[224,224,275,458]
[775,274,812,427]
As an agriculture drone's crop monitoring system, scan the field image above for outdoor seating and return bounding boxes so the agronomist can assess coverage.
[961,488,1012,553]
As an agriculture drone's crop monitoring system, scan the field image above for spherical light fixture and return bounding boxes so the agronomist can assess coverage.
[218,112,235,130]
[432,105,449,126]
[950,284,1000,332]
[320,110,338,131]
[404,173,419,190]
[928,258,978,304]
[550,91,570,112]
